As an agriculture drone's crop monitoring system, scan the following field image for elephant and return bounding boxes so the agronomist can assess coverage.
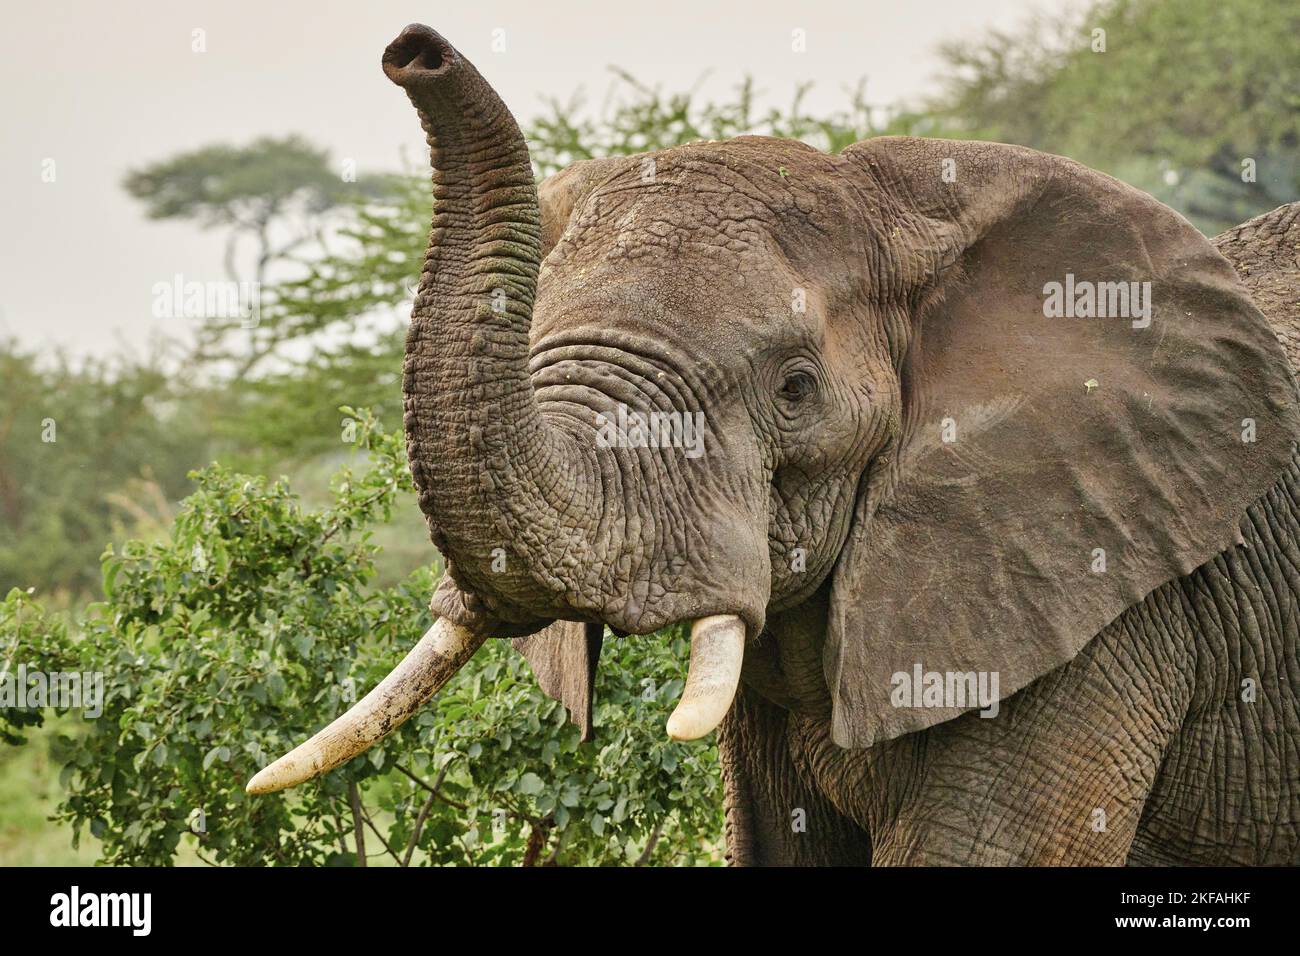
[1212,202,1300,368]
[246,24,1300,866]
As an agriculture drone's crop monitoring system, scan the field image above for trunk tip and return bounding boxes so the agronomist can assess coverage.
[383,24,457,86]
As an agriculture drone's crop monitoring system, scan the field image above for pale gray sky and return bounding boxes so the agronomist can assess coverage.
[0,0,1075,360]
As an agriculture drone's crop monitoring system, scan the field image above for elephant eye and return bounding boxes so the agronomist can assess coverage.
[778,371,817,403]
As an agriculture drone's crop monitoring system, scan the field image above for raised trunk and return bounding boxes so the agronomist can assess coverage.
[241,28,754,797]
[384,26,594,626]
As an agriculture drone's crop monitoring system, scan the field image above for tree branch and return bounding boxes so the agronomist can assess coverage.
[635,820,666,866]
[521,820,552,867]
[395,762,468,811]
[348,781,366,868]
[402,763,450,866]
[360,805,402,866]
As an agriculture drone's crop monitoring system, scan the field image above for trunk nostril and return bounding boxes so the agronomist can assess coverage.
[382,23,452,82]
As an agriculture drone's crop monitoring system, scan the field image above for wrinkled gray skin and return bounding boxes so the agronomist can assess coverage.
[1214,203,1300,366]
[385,25,1300,865]
[727,209,1300,865]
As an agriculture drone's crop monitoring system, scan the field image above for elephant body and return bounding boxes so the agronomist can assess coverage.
[252,28,1300,867]
[1213,202,1300,368]
[720,204,1300,866]
[723,448,1300,864]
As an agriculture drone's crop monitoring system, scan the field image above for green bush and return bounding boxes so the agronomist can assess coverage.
[0,339,212,603]
[0,410,721,865]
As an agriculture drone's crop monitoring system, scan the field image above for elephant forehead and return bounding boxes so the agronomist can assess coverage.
[562,147,837,261]
[537,255,806,338]
[570,189,782,261]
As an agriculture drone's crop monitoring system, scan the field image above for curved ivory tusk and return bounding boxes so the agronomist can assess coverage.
[666,615,746,741]
[246,617,486,794]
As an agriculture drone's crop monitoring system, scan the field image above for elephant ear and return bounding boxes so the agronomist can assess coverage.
[826,137,1300,749]
[512,622,603,740]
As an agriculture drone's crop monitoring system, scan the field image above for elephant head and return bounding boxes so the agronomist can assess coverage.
[247,25,1299,794]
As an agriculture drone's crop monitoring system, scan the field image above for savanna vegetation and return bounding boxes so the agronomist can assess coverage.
[2,0,1295,865]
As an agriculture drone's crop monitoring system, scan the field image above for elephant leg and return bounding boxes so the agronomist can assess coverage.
[867,731,1161,865]
[718,682,872,866]
[824,597,1197,865]
[826,450,1300,866]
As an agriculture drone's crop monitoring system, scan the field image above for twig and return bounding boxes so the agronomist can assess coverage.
[360,806,402,866]
[395,762,468,811]
[402,763,451,866]
[332,811,348,855]
[402,791,439,867]
[319,485,392,545]
[348,781,366,868]
[521,821,551,867]
[635,820,666,866]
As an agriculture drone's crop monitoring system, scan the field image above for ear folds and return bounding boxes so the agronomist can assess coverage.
[825,137,1300,749]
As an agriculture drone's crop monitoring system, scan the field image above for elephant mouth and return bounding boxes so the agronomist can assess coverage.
[244,614,746,795]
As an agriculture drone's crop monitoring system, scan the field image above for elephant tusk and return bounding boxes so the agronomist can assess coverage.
[666,615,746,741]
[245,617,487,794]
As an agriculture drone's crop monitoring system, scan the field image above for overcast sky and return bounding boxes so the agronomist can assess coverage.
[0,0,1076,361]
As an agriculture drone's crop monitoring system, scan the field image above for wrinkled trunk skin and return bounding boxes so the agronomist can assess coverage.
[385,27,771,641]
[384,26,596,631]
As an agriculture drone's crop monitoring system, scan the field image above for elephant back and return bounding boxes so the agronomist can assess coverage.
[1214,202,1300,371]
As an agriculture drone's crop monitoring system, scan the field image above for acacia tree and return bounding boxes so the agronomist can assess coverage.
[124,136,396,377]
[0,339,210,602]
[933,0,1299,233]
